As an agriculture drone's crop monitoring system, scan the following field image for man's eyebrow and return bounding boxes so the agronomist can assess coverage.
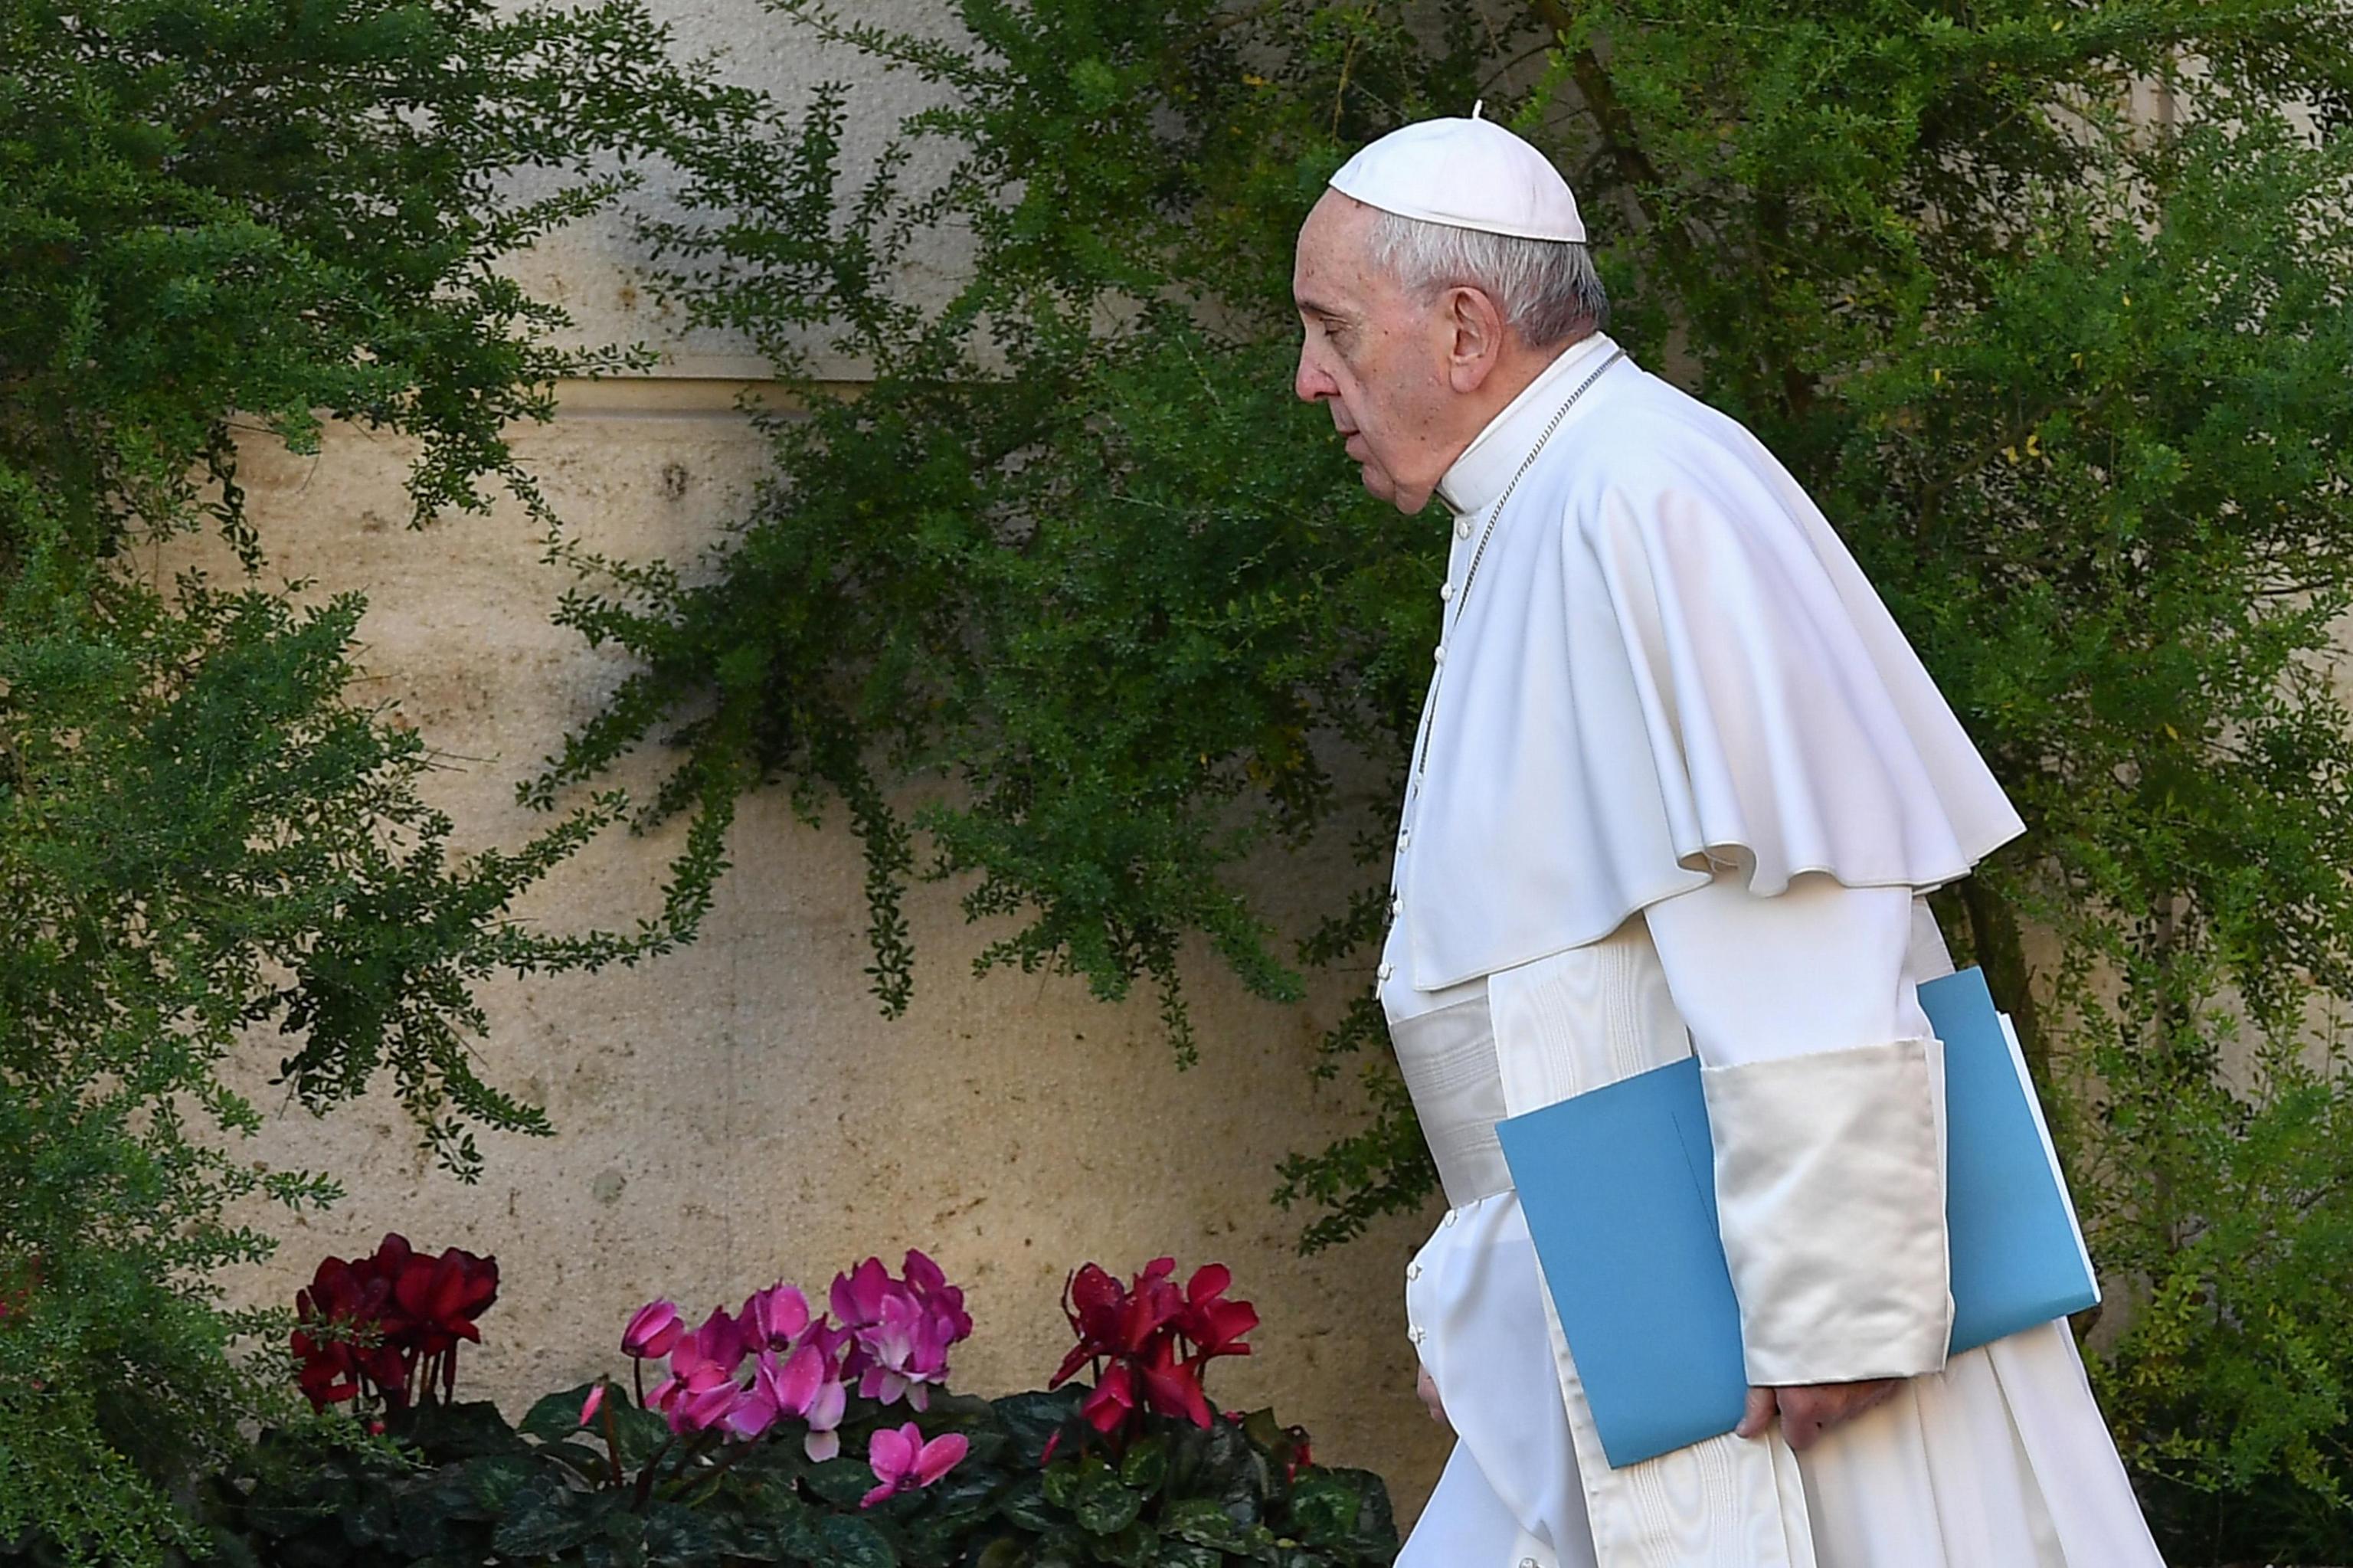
[1293,293,1347,318]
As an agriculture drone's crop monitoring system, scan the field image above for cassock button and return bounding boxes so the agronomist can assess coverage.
[1376,961,1395,981]
[1442,1210,1458,1226]
[1389,895,1402,918]
[1396,828,1410,849]
[1409,1325,1427,1344]
[1432,645,1445,664]
[1406,1261,1421,1280]
[1455,518,1473,538]
[1438,582,1455,601]
[1521,1559,1540,1567]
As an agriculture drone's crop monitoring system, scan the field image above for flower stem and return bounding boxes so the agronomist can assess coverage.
[630,1434,676,1514]
[598,1386,627,1489]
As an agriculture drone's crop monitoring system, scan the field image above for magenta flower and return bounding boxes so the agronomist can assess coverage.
[650,1307,755,1434]
[784,1329,853,1460]
[718,1339,835,1443]
[856,1287,955,1411]
[740,1282,812,1350]
[833,1251,972,1413]
[902,1249,975,1340]
[580,1382,607,1426]
[717,1350,785,1440]
[860,1421,970,1508]
[622,1300,683,1360]
[830,1256,893,1332]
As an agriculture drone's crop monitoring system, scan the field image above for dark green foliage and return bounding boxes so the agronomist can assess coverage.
[191,1384,1394,1567]
[1,0,742,1558]
[543,0,2353,1557]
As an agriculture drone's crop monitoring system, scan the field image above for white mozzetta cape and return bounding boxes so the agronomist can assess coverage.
[1392,336,2026,993]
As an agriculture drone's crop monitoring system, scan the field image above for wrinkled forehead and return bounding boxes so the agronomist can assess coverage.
[1293,190,1385,309]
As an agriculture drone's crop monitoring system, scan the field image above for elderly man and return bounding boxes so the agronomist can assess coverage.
[1293,115,2166,1567]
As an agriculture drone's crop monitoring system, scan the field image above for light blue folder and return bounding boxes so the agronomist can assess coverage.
[1491,965,2097,1468]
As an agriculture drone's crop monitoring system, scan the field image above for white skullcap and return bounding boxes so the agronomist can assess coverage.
[1328,106,1586,244]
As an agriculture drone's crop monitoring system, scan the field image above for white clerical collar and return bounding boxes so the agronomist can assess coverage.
[1435,330,1621,518]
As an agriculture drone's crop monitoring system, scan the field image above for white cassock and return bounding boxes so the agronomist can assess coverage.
[1376,331,2168,1567]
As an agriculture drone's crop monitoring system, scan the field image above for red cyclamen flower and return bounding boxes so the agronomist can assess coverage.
[1047,1256,1256,1450]
[290,1233,498,1412]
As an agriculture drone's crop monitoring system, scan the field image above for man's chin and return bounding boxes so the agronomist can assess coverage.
[1360,468,1433,513]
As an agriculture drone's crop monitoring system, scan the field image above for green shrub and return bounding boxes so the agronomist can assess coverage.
[539,2,2353,1558]
[0,0,741,1556]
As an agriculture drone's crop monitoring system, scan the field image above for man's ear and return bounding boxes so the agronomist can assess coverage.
[1444,285,1510,394]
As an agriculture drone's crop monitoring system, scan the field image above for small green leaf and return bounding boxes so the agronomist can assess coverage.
[643,1500,725,1566]
[998,1471,1061,1532]
[1040,1453,1091,1511]
[1160,1497,1241,1548]
[457,1452,539,1512]
[1118,1432,1169,1494]
[816,1512,900,1568]
[521,1383,604,1441]
[1285,1471,1360,1546]
[1072,1463,1144,1534]
[492,1478,601,1556]
[807,1452,883,1509]
[400,1399,526,1461]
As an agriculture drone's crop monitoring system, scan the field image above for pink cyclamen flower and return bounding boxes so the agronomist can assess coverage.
[901,1249,975,1342]
[855,1287,955,1411]
[740,1282,812,1350]
[622,1300,683,1360]
[830,1256,893,1332]
[650,1307,757,1435]
[717,1353,784,1441]
[860,1421,970,1508]
[580,1382,607,1426]
[787,1331,853,1462]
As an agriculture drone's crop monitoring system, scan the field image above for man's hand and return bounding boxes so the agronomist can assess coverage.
[1415,1363,1451,1431]
[1736,1380,1900,1452]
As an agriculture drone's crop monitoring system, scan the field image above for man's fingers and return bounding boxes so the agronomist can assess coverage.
[1775,1380,1900,1451]
[1736,1386,1778,1439]
[1779,1388,1832,1451]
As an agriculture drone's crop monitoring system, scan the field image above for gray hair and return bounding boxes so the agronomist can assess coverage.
[1363,209,1610,349]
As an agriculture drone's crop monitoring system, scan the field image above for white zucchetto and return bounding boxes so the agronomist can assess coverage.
[1328,110,1587,243]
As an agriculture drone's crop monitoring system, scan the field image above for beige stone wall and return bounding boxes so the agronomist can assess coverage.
[205,0,1467,1525]
[208,379,1454,1524]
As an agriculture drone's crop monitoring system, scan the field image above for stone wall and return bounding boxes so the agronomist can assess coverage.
[207,0,1479,1530]
[211,388,1453,1522]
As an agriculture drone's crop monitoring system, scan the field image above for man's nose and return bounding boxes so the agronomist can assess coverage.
[1295,347,1334,404]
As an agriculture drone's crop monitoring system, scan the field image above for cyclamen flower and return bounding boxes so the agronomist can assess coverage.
[630,1256,970,1456]
[901,1249,976,1341]
[1078,1359,1136,1434]
[794,1321,856,1461]
[291,1233,498,1412]
[739,1282,812,1350]
[1174,1263,1258,1367]
[860,1421,970,1508]
[718,1339,847,1449]
[622,1299,683,1359]
[832,1250,972,1413]
[856,1288,956,1411]
[1048,1255,1257,1442]
[650,1307,753,1435]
